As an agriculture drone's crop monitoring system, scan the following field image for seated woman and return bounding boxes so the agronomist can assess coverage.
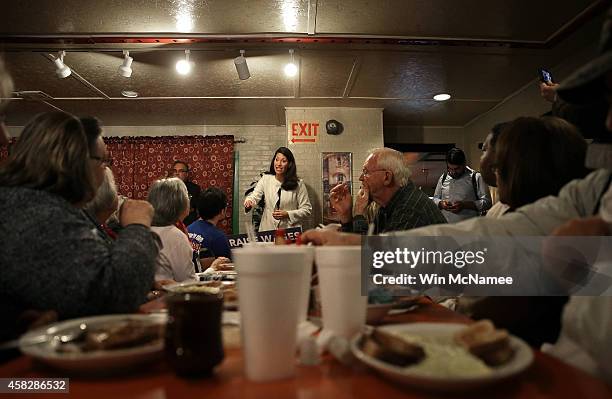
[147,177,197,283]
[492,116,588,213]
[0,111,159,343]
[459,116,589,347]
[188,187,232,261]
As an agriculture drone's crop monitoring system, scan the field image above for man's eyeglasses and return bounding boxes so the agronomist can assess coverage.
[173,168,188,174]
[90,156,113,166]
[360,168,387,177]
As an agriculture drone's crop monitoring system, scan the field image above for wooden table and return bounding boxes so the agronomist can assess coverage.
[1,298,610,399]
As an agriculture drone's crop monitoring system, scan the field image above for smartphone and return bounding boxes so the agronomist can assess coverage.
[539,68,553,84]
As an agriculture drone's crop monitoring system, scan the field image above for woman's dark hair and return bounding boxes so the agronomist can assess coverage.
[446,147,466,165]
[197,187,227,220]
[80,116,103,154]
[490,121,511,148]
[268,146,298,190]
[495,116,588,209]
[0,111,96,204]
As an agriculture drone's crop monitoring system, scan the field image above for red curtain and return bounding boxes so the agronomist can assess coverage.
[1,136,235,234]
[105,135,234,233]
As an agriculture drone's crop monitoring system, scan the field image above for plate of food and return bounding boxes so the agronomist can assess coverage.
[350,320,533,392]
[19,314,166,375]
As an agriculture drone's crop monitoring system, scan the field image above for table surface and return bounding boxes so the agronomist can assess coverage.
[1,298,610,399]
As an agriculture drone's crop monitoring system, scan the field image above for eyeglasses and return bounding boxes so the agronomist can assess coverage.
[173,168,188,173]
[90,156,113,166]
[360,168,387,177]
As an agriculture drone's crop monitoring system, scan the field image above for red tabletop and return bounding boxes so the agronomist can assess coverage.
[1,298,610,399]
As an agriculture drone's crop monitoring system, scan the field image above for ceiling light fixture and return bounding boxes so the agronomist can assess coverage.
[118,50,133,78]
[176,49,193,75]
[234,49,250,80]
[54,51,71,79]
[284,49,298,78]
[433,93,451,101]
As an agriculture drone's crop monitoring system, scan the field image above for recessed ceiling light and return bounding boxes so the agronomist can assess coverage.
[433,93,451,101]
[121,90,139,98]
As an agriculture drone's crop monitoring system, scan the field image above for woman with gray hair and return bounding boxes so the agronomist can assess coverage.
[147,177,196,283]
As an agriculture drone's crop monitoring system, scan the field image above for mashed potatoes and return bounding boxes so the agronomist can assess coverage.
[397,333,492,378]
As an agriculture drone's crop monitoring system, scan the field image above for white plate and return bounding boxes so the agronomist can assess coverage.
[350,322,533,392]
[19,314,166,375]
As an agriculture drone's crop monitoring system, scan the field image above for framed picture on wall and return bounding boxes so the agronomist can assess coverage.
[321,152,352,222]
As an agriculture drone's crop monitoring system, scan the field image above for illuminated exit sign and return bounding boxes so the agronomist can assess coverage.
[288,121,319,144]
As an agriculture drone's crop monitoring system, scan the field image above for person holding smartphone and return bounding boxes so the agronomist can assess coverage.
[539,68,559,102]
[539,67,609,142]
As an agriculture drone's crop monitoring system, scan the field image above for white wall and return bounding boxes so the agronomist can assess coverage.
[285,107,384,228]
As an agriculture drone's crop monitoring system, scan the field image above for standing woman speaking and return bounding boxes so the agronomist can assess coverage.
[244,147,312,231]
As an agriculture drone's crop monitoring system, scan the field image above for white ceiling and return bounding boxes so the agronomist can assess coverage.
[0,0,607,127]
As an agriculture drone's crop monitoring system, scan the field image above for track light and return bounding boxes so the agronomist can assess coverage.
[118,50,133,78]
[234,50,250,80]
[54,51,71,79]
[284,49,298,77]
[176,49,193,75]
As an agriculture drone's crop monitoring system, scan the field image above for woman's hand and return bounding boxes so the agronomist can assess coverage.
[211,257,231,271]
[244,198,255,209]
[273,209,289,220]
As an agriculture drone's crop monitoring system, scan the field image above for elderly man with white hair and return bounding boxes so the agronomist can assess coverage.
[330,147,446,235]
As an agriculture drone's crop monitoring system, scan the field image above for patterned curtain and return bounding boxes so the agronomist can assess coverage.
[105,135,234,233]
[1,135,235,234]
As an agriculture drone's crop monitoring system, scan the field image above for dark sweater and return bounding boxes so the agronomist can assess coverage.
[0,186,159,341]
[342,182,447,234]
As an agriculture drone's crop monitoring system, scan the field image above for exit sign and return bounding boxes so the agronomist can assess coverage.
[288,121,319,144]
